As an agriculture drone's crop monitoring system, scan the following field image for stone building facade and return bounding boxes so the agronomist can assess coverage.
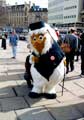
[8,3,48,28]
[8,3,30,27]
[28,7,48,26]
[0,0,8,27]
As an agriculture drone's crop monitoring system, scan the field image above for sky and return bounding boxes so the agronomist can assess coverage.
[6,0,48,8]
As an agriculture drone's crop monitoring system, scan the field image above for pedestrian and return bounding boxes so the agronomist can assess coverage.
[74,32,81,61]
[9,30,18,59]
[80,32,84,77]
[63,28,78,74]
[1,33,7,49]
[54,27,59,39]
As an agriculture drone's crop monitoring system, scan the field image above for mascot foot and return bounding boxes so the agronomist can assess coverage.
[43,93,57,99]
[29,92,42,98]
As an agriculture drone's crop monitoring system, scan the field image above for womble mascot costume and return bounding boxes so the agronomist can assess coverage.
[25,21,65,99]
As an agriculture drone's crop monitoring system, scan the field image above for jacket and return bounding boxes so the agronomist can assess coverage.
[64,34,78,51]
[34,40,65,80]
[9,34,18,46]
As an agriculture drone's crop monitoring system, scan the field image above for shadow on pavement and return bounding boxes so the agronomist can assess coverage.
[65,75,81,81]
[15,101,84,120]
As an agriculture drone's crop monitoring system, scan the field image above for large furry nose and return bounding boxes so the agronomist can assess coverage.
[34,41,44,53]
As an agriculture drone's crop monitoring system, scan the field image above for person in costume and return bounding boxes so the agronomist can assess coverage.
[24,21,65,99]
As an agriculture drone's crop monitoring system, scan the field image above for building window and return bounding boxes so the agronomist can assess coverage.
[82,18,84,22]
[64,15,76,19]
[64,5,77,10]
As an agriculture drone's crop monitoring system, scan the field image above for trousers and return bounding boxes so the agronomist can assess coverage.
[11,46,17,57]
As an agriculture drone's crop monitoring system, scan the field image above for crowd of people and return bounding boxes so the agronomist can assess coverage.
[55,27,84,77]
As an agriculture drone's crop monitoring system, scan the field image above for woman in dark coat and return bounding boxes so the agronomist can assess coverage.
[1,33,7,49]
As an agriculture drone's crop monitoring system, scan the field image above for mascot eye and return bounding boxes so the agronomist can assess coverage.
[39,35,43,40]
[33,37,36,41]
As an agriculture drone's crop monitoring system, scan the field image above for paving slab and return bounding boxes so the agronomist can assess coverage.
[0,104,2,111]
[77,118,84,120]
[14,85,29,96]
[16,106,53,120]
[0,87,15,98]
[74,79,84,89]
[63,81,84,97]
[45,101,83,120]
[25,96,58,107]
[66,71,80,78]
[0,74,8,81]
[16,80,27,86]
[64,81,83,91]
[75,102,84,115]
[0,111,16,120]
[4,74,20,81]
[55,84,66,93]
[0,97,28,111]
[7,64,24,70]
[0,65,8,72]
[0,81,18,88]
[56,91,77,102]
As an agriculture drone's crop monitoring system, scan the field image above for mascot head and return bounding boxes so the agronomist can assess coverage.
[28,21,58,55]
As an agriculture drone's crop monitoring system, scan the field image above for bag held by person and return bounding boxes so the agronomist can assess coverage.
[61,43,71,53]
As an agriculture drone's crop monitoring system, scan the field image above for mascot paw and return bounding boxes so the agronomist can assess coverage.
[43,93,57,99]
[28,92,42,98]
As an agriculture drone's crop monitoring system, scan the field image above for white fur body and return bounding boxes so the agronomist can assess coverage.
[30,59,65,94]
[28,23,64,94]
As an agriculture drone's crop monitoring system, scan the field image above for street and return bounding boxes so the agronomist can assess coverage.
[0,40,84,120]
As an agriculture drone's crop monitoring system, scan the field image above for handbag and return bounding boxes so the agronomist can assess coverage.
[61,43,71,53]
[60,35,71,53]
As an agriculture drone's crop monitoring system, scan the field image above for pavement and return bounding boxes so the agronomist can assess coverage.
[0,40,84,120]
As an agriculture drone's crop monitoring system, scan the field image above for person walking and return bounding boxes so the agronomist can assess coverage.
[64,28,78,74]
[80,32,84,77]
[74,32,81,62]
[1,33,7,50]
[9,30,18,59]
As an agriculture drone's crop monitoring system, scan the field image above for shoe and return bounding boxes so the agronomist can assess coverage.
[11,57,16,59]
[66,70,69,74]
[43,93,57,99]
[75,59,78,62]
[66,69,69,74]
[28,92,42,98]
[80,74,84,77]
[71,67,74,72]
[80,73,84,77]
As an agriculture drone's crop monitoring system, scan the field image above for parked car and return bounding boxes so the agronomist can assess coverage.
[19,30,28,41]
[19,34,26,41]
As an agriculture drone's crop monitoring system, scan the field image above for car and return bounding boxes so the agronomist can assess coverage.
[19,34,26,41]
[19,30,28,41]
